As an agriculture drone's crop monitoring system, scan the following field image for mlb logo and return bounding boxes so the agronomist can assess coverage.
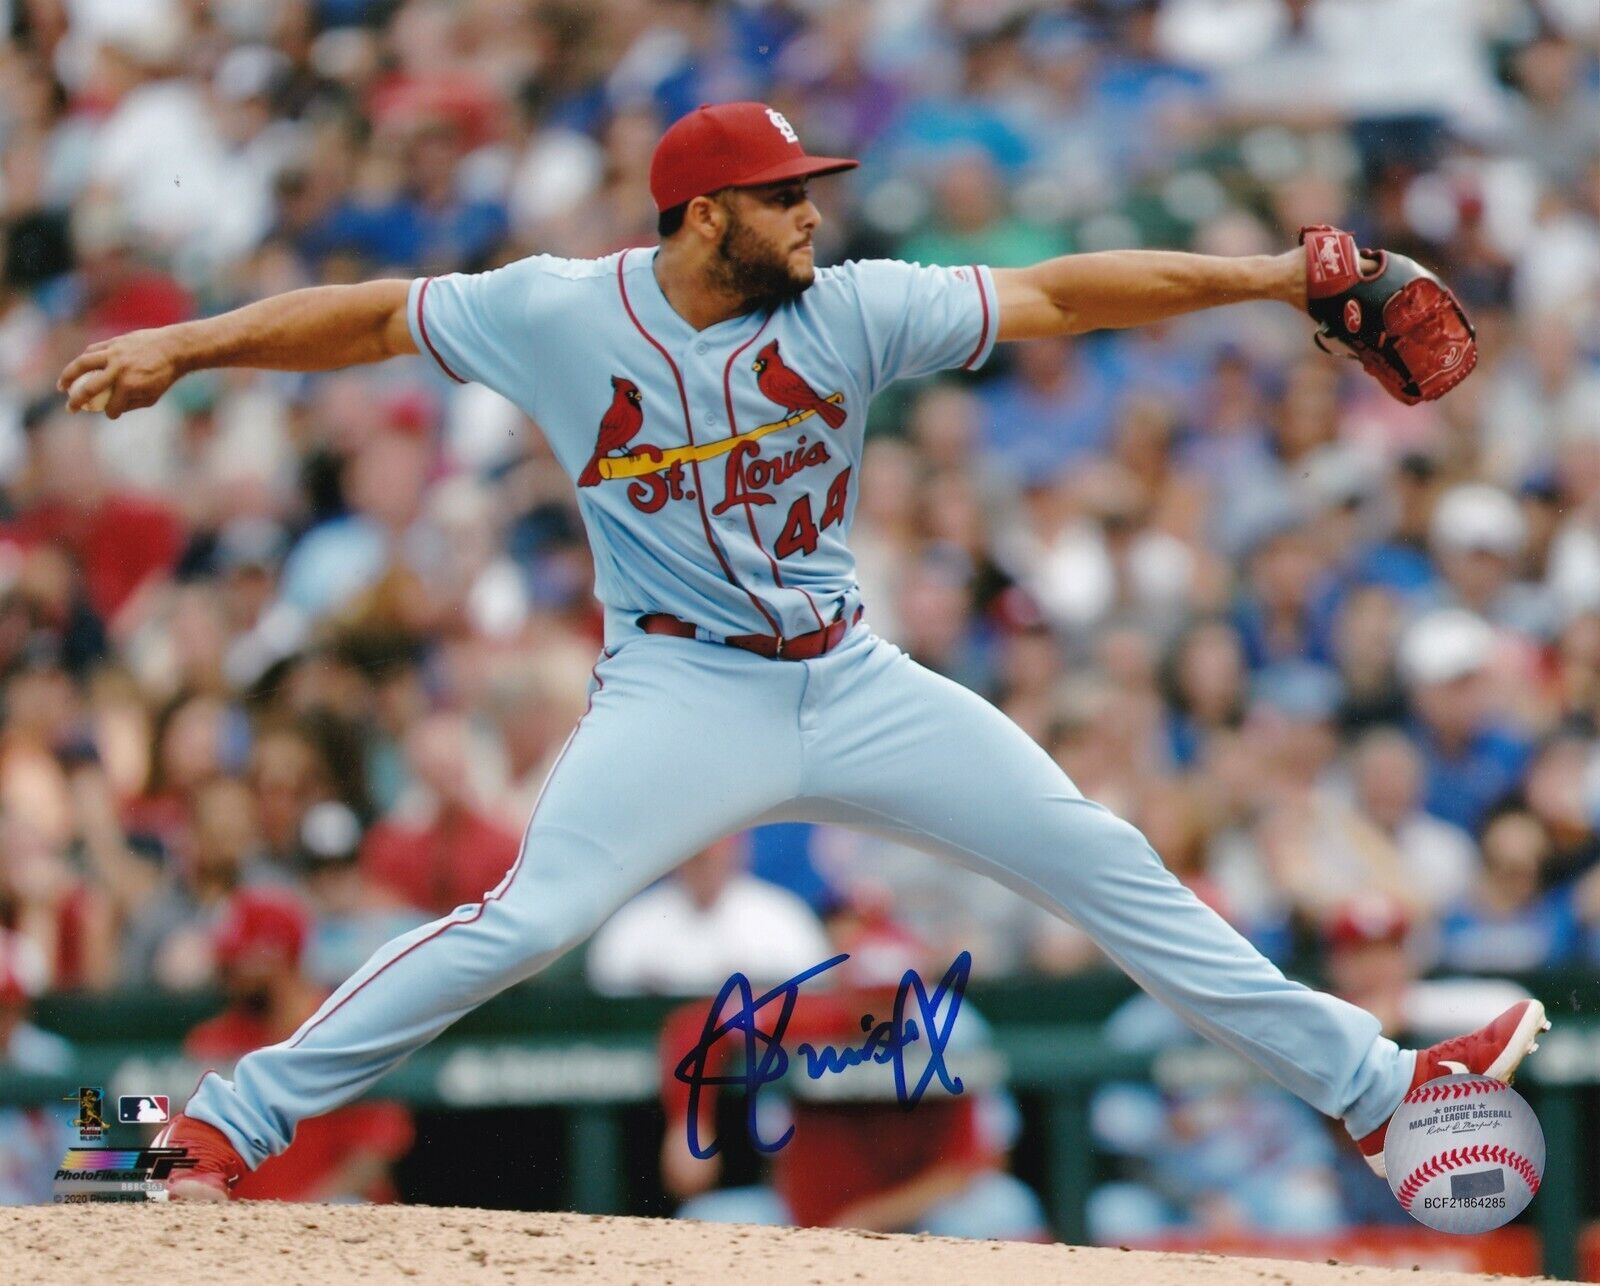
[119,1095,170,1124]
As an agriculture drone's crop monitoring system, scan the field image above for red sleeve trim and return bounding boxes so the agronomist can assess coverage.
[416,276,466,384]
[962,265,991,370]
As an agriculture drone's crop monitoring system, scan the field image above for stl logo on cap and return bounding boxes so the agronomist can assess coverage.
[765,108,798,144]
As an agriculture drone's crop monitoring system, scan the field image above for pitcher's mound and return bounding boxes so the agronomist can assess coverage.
[0,1205,1574,1284]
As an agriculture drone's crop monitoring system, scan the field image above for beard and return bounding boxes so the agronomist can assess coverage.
[708,208,813,310]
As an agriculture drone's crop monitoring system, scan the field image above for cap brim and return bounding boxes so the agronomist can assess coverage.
[729,155,859,191]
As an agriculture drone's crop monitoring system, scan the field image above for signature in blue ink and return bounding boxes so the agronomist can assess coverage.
[673,950,971,1160]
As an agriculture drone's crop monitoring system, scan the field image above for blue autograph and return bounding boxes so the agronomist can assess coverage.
[674,950,972,1159]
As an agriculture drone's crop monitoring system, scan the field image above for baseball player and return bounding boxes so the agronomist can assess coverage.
[59,102,1539,1202]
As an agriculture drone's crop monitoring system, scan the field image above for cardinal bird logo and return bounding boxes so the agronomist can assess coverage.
[578,376,645,487]
[752,340,846,430]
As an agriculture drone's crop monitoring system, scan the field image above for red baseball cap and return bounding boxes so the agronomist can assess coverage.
[649,102,858,213]
[1324,894,1411,952]
[214,888,310,969]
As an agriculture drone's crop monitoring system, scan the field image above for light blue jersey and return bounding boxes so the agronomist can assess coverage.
[407,249,996,639]
[188,247,1417,1181]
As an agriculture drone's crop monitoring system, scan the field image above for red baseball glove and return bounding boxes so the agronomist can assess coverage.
[1299,224,1477,405]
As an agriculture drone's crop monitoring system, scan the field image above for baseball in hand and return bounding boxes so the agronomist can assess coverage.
[69,372,112,413]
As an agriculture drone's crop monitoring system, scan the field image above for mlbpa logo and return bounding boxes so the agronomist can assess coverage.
[766,108,799,144]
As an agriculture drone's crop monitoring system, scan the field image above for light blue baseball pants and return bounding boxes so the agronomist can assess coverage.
[188,626,1414,1166]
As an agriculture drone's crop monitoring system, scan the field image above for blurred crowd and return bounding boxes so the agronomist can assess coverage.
[0,0,1596,1061]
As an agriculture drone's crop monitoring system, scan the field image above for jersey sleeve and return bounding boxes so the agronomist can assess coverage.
[838,259,998,392]
[407,259,547,404]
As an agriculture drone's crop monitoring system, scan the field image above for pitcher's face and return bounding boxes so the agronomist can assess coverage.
[709,180,821,307]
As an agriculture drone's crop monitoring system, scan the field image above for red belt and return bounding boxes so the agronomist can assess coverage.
[638,607,862,660]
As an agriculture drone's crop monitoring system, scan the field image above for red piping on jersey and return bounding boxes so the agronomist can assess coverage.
[286,648,616,1051]
[962,265,991,371]
[415,277,466,384]
[722,316,826,631]
[615,249,782,636]
[181,1067,222,1113]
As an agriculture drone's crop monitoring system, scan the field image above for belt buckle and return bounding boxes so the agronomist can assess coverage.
[774,634,786,658]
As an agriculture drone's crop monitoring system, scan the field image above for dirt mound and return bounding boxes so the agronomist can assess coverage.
[0,1205,1573,1284]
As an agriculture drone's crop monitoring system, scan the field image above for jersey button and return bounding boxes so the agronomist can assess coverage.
[695,342,709,355]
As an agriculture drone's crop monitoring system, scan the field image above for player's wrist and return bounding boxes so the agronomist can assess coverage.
[165,321,211,378]
[1266,250,1308,310]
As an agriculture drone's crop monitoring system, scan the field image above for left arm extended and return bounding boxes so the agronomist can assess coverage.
[993,249,1306,341]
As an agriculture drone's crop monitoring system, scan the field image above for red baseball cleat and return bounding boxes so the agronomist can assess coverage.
[152,1113,247,1201]
[1358,999,1550,1178]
